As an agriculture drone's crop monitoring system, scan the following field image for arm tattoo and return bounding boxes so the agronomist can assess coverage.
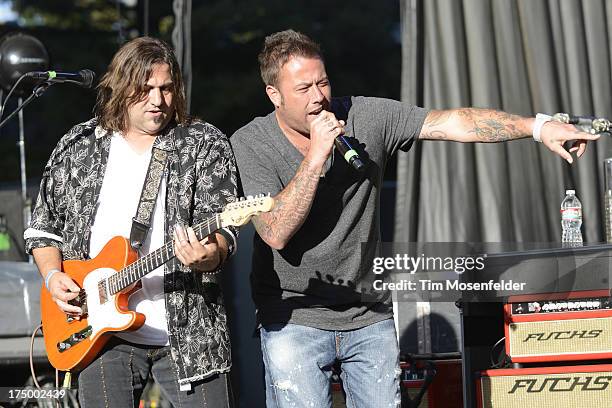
[421,108,528,142]
[421,110,451,140]
[253,158,321,247]
[457,108,524,141]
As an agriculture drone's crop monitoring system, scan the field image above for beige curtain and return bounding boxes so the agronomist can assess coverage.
[396,0,612,244]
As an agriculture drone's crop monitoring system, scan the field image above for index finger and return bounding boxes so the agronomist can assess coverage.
[58,273,81,293]
[313,110,329,121]
[56,298,82,315]
[57,289,80,302]
[186,227,211,250]
[562,130,600,141]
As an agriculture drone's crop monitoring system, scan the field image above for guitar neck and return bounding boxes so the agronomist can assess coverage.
[108,214,222,295]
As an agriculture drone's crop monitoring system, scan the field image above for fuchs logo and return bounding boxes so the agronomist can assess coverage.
[508,376,612,393]
[522,330,603,342]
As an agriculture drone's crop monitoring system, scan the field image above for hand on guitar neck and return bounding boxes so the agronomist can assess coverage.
[173,225,227,272]
[35,225,227,320]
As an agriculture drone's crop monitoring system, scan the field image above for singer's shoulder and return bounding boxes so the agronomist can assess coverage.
[330,96,402,117]
[231,113,275,146]
[337,95,420,108]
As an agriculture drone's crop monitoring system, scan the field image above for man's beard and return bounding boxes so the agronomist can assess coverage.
[152,114,167,125]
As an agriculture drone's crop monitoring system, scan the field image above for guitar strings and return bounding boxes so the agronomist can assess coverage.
[105,215,220,295]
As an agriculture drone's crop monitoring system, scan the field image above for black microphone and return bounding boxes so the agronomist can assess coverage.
[335,135,365,171]
[552,113,611,134]
[25,69,95,88]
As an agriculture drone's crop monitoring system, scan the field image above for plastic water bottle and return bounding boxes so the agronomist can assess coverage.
[561,189,583,247]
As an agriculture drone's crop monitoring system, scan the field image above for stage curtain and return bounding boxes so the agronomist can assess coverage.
[396,0,612,244]
[172,0,192,113]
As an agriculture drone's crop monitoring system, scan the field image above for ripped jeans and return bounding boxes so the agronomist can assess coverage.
[260,319,401,408]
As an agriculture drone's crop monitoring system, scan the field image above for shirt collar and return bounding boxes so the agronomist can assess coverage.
[95,123,179,152]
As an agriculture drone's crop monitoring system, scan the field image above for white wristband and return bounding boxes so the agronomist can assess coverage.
[533,113,552,143]
[44,269,61,291]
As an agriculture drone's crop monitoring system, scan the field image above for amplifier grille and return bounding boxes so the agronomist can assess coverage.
[508,317,612,358]
[480,370,612,407]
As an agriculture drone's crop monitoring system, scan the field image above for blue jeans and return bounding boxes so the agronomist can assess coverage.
[78,337,234,407]
[260,318,401,408]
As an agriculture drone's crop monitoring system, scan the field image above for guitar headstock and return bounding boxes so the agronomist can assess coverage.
[220,194,275,227]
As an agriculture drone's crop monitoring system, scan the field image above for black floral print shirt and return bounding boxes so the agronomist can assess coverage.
[25,117,238,386]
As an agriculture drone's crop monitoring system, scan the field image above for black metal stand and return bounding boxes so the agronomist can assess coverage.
[0,81,52,130]
[0,81,53,263]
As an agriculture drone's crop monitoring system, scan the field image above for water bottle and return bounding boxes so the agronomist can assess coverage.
[561,189,583,247]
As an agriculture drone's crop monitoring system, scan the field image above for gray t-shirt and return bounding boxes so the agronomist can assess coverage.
[231,96,427,330]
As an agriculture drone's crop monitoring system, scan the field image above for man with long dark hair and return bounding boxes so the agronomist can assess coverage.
[230,29,599,408]
[25,37,237,407]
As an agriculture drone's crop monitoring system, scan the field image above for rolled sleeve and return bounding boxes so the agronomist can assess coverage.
[24,151,68,254]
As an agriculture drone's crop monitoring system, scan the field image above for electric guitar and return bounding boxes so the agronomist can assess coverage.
[40,195,274,371]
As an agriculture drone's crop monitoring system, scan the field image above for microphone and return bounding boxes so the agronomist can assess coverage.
[335,135,365,171]
[552,113,611,134]
[25,69,95,88]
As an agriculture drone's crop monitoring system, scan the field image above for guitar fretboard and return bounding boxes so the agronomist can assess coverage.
[106,214,222,295]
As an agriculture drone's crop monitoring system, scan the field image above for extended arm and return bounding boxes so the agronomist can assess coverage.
[419,108,600,163]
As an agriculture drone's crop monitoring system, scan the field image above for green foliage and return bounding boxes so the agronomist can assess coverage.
[12,0,135,31]
[189,0,401,134]
[0,0,401,183]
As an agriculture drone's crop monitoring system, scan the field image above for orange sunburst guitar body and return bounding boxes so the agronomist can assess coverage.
[40,195,274,372]
[41,236,141,371]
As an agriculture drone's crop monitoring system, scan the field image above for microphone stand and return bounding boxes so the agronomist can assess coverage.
[0,81,52,130]
[0,81,53,263]
[18,96,31,263]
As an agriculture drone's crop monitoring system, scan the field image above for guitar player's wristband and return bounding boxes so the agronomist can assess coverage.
[44,269,61,291]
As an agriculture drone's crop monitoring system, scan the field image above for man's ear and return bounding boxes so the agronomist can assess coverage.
[266,85,282,108]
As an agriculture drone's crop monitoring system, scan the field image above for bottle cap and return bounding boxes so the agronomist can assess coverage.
[566,189,575,195]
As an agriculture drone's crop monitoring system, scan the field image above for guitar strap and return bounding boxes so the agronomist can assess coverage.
[129,146,168,250]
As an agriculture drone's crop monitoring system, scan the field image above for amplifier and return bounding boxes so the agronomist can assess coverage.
[504,289,612,362]
[476,364,612,408]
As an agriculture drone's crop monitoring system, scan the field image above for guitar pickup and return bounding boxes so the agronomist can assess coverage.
[57,325,92,352]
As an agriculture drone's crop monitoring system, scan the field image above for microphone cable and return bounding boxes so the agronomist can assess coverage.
[0,73,30,122]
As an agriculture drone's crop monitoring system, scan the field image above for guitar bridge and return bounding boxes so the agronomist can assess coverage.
[67,289,88,316]
[57,325,92,352]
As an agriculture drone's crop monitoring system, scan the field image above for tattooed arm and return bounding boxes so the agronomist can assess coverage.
[250,111,344,250]
[420,108,600,163]
[252,158,322,250]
